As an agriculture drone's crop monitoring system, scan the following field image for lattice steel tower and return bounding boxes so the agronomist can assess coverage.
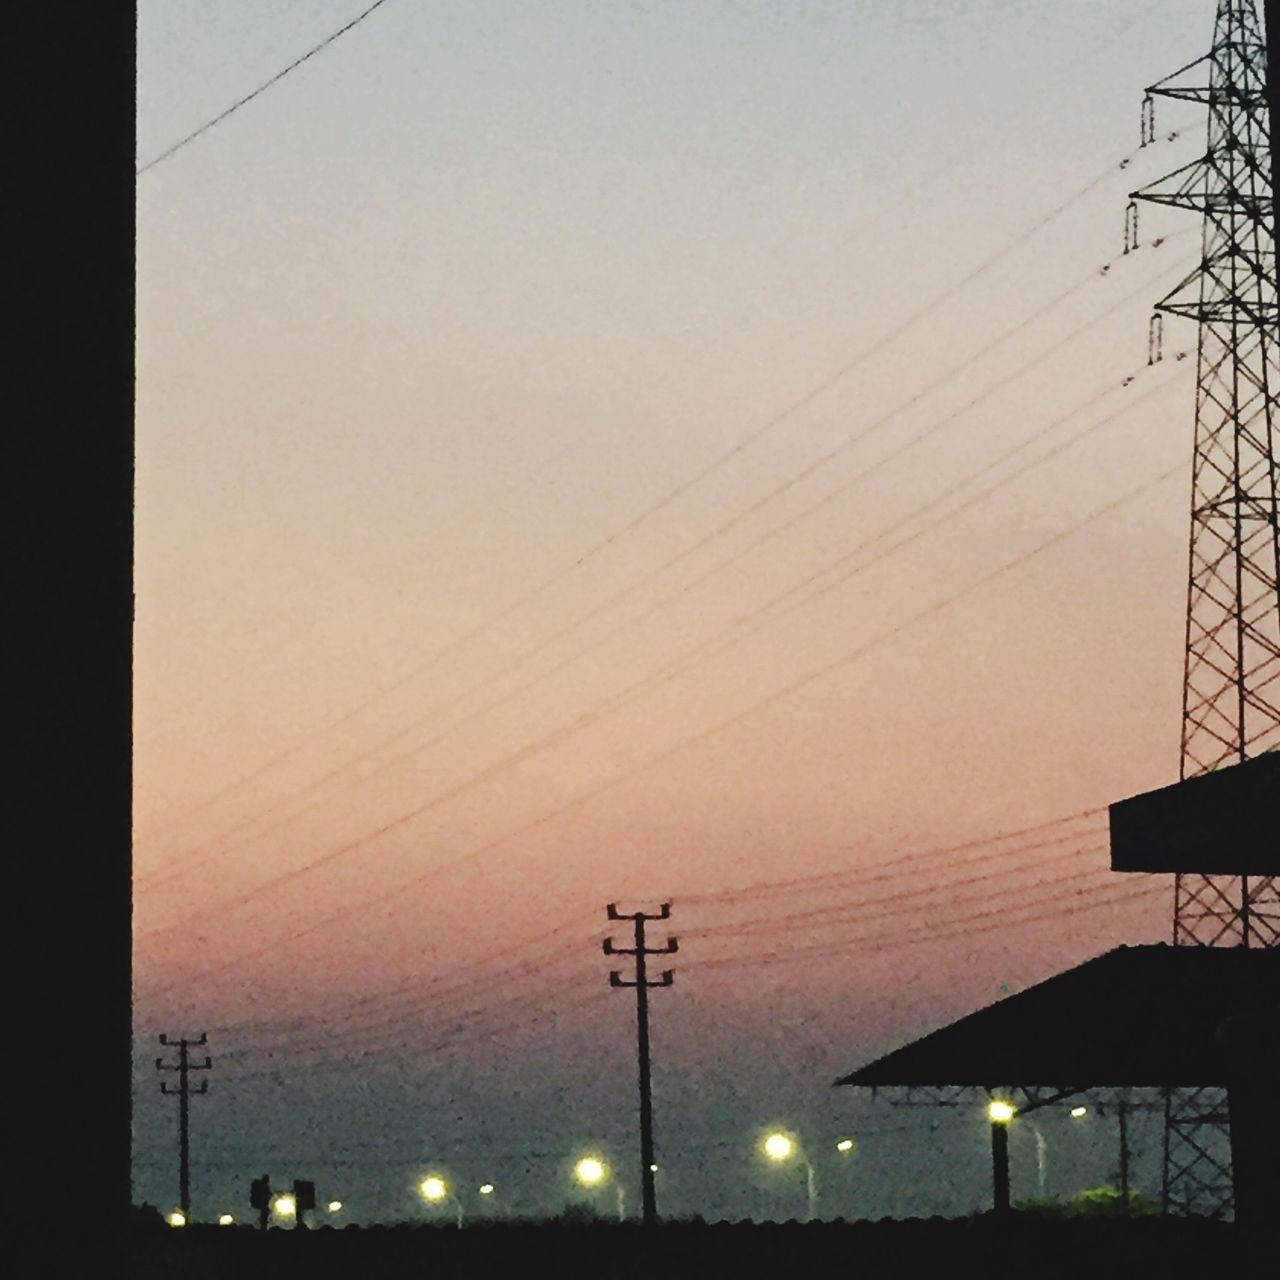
[1130,0,1278,1218]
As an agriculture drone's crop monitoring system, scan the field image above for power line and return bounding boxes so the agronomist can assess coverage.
[189,840,1116,1068]
[136,453,1186,998]
[137,241,1185,910]
[691,877,1166,975]
[193,816,1105,1055]
[137,0,393,175]
[135,139,1182,855]
[190,861,1151,1083]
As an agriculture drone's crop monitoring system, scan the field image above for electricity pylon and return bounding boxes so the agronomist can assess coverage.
[1130,0,1278,1218]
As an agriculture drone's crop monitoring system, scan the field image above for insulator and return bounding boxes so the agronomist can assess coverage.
[1140,95,1156,146]
[1124,201,1140,254]
[1148,314,1164,365]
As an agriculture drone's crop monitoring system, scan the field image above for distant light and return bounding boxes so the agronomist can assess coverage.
[218,1214,234,1226]
[1070,1106,1088,1120]
[649,1164,658,1173]
[988,1100,1016,1124]
[836,1138,856,1153]
[763,1133,794,1161]
[273,1194,297,1218]
[420,1176,448,1202]
[575,1157,606,1186]
[167,1210,187,1228]
[327,1201,342,1213]
[479,1184,495,1196]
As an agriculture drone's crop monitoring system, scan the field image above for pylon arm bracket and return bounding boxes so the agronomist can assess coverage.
[607,902,672,921]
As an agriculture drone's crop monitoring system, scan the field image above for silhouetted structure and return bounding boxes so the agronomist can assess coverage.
[835,945,1279,1223]
[1126,0,1278,1217]
[604,902,677,1227]
[1130,0,1278,947]
[156,1033,211,1219]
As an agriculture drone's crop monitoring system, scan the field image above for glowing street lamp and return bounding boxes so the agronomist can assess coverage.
[574,1155,625,1221]
[419,1174,463,1227]
[166,1210,187,1228]
[327,1200,343,1214]
[272,1194,297,1221]
[1070,1106,1088,1120]
[217,1213,235,1227]
[762,1133,793,1162]
[836,1138,856,1154]
[478,1183,495,1197]
[761,1131,817,1222]
[987,1100,1017,1125]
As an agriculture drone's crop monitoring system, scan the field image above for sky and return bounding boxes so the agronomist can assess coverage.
[134,0,1242,1225]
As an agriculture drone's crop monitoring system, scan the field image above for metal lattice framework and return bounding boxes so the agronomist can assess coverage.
[1130,0,1278,1219]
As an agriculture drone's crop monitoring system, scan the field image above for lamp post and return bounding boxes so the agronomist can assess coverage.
[987,1100,1016,1214]
[762,1131,818,1222]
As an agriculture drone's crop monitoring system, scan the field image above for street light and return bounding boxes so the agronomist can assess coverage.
[574,1155,625,1221]
[478,1184,495,1197]
[419,1174,463,1228]
[217,1214,235,1227]
[327,1200,343,1214]
[1070,1106,1088,1120]
[761,1131,817,1222]
[986,1100,1016,1215]
[166,1210,186,1228]
[417,1172,463,1223]
[272,1194,296,1222]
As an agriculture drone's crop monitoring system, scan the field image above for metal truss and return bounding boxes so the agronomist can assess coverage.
[1129,0,1279,1219]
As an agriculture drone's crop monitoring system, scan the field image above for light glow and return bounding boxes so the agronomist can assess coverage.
[218,1214,234,1226]
[1070,1106,1088,1119]
[836,1138,856,1153]
[327,1200,342,1213]
[479,1184,495,1196]
[763,1132,794,1161]
[273,1194,297,1218]
[574,1157,606,1186]
[167,1210,186,1228]
[987,1100,1017,1124]
[420,1176,448,1202]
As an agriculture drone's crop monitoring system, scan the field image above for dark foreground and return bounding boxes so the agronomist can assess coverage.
[131,1215,1266,1279]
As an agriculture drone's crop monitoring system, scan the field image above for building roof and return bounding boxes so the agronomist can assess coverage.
[1108,752,1279,875]
[835,944,1279,1088]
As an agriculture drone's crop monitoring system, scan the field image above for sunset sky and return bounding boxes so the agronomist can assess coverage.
[134,0,1233,1223]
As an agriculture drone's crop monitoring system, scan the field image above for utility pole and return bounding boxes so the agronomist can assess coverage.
[604,902,677,1227]
[156,1033,211,1220]
[1129,0,1278,1218]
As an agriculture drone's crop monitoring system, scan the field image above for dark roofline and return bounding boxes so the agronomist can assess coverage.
[835,944,1279,1088]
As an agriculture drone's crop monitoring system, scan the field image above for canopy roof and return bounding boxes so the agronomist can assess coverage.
[836,944,1278,1088]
